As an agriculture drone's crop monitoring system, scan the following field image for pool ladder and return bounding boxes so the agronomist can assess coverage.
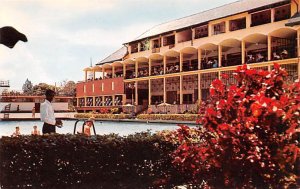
[73,119,97,135]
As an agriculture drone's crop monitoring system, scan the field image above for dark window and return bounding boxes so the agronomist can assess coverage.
[213,22,225,35]
[251,10,271,27]
[274,5,291,22]
[195,25,208,39]
[230,18,246,31]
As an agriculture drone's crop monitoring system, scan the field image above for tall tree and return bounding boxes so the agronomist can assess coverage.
[32,83,55,95]
[22,78,33,95]
[59,80,76,96]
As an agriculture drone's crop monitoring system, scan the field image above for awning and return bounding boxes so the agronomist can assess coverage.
[285,13,300,27]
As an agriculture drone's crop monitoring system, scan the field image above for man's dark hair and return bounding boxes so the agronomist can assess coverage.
[45,89,55,96]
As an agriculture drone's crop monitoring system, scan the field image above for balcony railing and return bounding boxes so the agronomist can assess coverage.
[0,80,10,87]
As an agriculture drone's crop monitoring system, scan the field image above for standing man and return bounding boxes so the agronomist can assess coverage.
[40,89,62,134]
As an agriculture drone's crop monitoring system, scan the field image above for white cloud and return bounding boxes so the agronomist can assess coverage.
[0,0,237,90]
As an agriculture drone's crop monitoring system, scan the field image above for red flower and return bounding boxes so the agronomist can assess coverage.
[251,103,263,117]
[273,63,280,70]
[221,73,229,79]
[246,69,257,76]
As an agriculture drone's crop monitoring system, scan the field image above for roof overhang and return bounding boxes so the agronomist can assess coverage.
[286,13,300,27]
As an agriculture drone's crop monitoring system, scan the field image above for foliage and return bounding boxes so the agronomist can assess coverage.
[0,133,182,188]
[137,114,199,121]
[22,78,33,95]
[32,83,55,95]
[74,113,131,120]
[57,80,76,96]
[167,64,300,188]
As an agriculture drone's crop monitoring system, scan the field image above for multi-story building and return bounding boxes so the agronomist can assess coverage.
[76,0,300,113]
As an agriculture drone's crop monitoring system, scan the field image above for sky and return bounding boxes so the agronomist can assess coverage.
[0,0,237,90]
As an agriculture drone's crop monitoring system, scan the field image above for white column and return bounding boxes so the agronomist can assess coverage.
[123,63,126,78]
[218,45,222,67]
[198,74,201,103]
[208,24,212,36]
[180,76,183,104]
[163,78,166,103]
[225,20,230,33]
[85,71,87,82]
[148,79,151,105]
[135,81,138,105]
[180,52,183,72]
[112,66,115,78]
[163,55,167,74]
[135,61,138,78]
[242,40,246,64]
[149,59,152,76]
[112,95,115,106]
[271,8,275,23]
[198,48,202,70]
[268,35,272,61]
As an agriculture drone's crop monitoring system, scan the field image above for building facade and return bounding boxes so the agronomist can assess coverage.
[76,0,300,113]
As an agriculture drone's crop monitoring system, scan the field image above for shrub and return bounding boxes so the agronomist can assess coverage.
[74,113,131,120]
[0,133,182,188]
[167,64,300,188]
[137,114,199,121]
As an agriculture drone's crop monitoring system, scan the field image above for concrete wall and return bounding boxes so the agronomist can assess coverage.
[7,102,69,111]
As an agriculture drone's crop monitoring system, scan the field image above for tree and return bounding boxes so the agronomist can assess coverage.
[22,79,33,95]
[32,83,55,95]
[166,64,299,188]
[58,80,76,96]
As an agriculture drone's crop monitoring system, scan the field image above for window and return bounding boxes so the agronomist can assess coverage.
[152,39,160,49]
[230,18,246,31]
[274,5,291,22]
[130,43,138,53]
[195,25,208,39]
[163,35,175,46]
[251,10,271,27]
[213,22,225,35]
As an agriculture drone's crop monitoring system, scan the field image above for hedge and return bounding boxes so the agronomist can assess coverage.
[137,114,199,121]
[74,113,131,120]
[0,133,184,189]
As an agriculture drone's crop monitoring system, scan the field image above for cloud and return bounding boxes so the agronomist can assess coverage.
[0,0,237,90]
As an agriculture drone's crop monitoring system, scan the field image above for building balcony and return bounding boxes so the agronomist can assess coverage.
[76,77,124,97]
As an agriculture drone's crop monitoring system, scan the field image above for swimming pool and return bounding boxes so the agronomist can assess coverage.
[0,120,182,137]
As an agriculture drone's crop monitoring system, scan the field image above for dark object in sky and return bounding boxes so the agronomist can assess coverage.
[0,26,28,48]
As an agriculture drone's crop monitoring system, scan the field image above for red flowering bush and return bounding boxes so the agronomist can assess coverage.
[168,64,300,188]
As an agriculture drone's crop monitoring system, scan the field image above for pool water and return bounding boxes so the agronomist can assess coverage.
[0,120,182,137]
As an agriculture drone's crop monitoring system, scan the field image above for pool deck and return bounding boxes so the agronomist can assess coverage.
[0,113,197,125]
